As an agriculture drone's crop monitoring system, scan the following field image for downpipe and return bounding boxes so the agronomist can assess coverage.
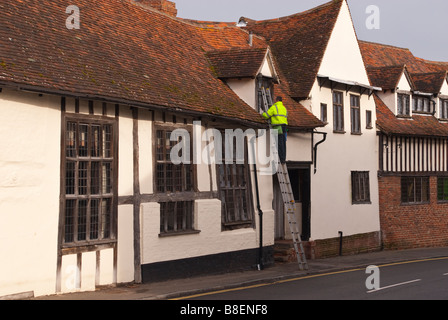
[313,131,327,174]
[250,130,266,271]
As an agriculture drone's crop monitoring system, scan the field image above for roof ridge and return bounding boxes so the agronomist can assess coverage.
[358,40,412,52]
[206,47,267,53]
[244,0,343,25]
[366,64,407,70]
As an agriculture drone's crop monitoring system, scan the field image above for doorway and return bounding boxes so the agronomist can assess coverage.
[274,164,311,241]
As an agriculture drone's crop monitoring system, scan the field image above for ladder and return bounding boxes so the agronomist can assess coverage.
[276,162,308,270]
[260,87,308,271]
[261,86,273,113]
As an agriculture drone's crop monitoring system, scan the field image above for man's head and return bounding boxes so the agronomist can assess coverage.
[276,96,283,102]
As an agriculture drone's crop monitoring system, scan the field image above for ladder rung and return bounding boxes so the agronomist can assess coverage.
[275,158,308,271]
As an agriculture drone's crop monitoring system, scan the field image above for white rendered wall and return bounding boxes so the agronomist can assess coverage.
[307,83,380,240]
[0,89,61,297]
[140,118,275,265]
[300,1,381,240]
[317,0,370,86]
[226,78,256,110]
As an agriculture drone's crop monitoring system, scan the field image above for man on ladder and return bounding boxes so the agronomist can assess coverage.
[262,96,288,164]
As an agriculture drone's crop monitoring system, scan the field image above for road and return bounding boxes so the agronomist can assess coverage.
[183,257,448,300]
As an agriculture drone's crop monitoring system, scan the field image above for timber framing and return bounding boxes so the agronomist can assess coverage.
[56,98,119,293]
[378,132,448,175]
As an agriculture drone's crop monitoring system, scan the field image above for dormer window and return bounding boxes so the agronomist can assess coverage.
[257,76,274,113]
[413,95,432,114]
[440,99,448,120]
[397,93,410,116]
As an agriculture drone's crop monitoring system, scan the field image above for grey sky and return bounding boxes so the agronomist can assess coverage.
[174,0,448,62]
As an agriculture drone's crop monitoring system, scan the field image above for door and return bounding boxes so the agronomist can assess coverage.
[273,165,311,241]
[289,168,311,241]
[273,175,284,239]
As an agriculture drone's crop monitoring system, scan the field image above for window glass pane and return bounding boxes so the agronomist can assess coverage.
[101,198,111,239]
[79,124,89,157]
[185,164,193,191]
[66,122,77,157]
[64,200,76,243]
[102,162,112,194]
[156,163,165,192]
[78,161,88,195]
[91,125,101,157]
[156,130,164,161]
[66,161,76,195]
[90,199,99,240]
[78,200,88,241]
[102,125,112,158]
[166,163,173,192]
[422,177,429,202]
[91,162,100,195]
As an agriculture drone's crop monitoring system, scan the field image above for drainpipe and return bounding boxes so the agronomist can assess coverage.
[313,131,327,174]
[338,231,343,256]
[250,130,265,271]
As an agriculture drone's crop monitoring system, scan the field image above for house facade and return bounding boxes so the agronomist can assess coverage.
[246,0,382,257]
[360,41,448,249]
[0,0,325,298]
[1,0,447,299]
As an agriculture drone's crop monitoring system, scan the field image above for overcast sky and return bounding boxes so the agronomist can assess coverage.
[174,0,448,62]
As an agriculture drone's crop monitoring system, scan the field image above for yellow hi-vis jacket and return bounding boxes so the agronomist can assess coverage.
[262,101,288,132]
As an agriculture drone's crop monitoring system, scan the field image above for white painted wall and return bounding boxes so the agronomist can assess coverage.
[307,83,380,240]
[397,72,412,92]
[317,0,370,86]
[0,89,61,297]
[226,78,256,110]
[298,0,381,240]
[286,132,312,162]
[139,119,276,266]
[0,89,139,298]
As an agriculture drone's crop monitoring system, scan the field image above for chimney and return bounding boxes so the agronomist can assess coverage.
[134,0,178,17]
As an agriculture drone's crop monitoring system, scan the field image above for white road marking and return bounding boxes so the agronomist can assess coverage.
[367,279,421,294]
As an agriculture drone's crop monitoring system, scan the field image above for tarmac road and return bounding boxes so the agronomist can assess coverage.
[185,257,448,300]
[32,247,448,300]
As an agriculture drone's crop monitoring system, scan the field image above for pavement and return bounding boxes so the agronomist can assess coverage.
[33,246,448,300]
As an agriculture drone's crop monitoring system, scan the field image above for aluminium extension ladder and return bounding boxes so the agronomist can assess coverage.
[260,87,309,271]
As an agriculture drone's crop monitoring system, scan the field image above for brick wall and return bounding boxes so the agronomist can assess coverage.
[306,232,381,259]
[379,175,448,249]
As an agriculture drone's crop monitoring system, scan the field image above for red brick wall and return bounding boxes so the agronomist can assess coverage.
[306,232,381,259]
[379,175,448,249]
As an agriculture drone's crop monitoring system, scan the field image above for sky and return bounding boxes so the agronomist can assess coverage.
[174,0,448,62]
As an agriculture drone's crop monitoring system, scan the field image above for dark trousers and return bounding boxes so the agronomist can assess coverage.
[277,125,287,163]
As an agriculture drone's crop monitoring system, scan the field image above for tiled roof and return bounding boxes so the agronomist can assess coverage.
[206,48,268,79]
[360,40,448,74]
[363,41,448,137]
[245,0,344,99]
[366,65,409,91]
[0,0,324,130]
[375,94,448,137]
[0,0,267,125]
[410,72,447,94]
[274,83,325,130]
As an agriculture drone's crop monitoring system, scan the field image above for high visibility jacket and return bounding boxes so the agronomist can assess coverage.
[262,101,288,127]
